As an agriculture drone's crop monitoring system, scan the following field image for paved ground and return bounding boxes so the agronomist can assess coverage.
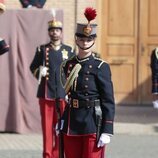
[0,133,42,158]
[0,104,158,158]
[106,134,158,158]
[115,104,158,135]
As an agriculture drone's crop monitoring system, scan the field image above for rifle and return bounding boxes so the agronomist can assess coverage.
[55,98,64,158]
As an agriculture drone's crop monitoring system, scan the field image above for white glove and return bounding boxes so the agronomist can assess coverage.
[27,5,33,8]
[97,133,111,148]
[39,66,48,77]
[65,95,68,103]
[152,100,158,109]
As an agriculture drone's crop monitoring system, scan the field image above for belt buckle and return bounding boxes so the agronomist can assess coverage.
[73,99,79,108]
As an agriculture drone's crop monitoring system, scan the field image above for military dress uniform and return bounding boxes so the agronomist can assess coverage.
[60,7,115,158]
[61,54,115,158]
[29,12,75,158]
[30,42,74,158]
[151,48,158,94]
[19,0,46,8]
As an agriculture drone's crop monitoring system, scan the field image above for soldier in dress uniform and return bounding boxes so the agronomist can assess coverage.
[30,12,74,158]
[19,0,46,8]
[150,48,158,109]
[0,2,9,55]
[61,7,115,158]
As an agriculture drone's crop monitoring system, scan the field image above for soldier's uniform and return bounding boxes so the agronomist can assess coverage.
[151,48,158,94]
[0,3,9,55]
[150,48,158,108]
[61,7,115,158]
[19,0,46,8]
[30,16,74,158]
[62,55,115,134]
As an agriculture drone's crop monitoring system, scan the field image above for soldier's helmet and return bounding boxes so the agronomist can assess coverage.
[48,9,62,31]
[0,3,6,15]
[75,7,97,38]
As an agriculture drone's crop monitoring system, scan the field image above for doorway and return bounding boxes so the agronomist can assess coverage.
[97,0,158,104]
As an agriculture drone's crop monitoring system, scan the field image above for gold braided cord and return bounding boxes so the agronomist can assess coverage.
[64,64,82,94]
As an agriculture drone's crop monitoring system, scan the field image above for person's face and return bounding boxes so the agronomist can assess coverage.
[76,36,95,52]
[48,28,62,42]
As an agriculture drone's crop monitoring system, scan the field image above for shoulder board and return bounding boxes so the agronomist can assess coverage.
[94,57,108,68]
[37,46,41,52]
[70,47,74,53]
[155,48,158,59]
[66,45,74,53]
[39,44,46,50]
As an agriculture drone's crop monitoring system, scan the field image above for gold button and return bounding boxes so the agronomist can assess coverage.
[46,57,49,60]
[89,65,92,68]
[46,47,49,51]
[46,62,49,65]
[69,64,72,67]
[85,77,89,81]
[85,85,88,88]
[68,70,71,74]
[46,52,49,56]
[46,77,49,80]
[47,72,49,76]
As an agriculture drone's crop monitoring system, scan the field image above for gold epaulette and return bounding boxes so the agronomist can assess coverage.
[37,46,41,52]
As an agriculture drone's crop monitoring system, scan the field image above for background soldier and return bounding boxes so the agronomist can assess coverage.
[0,2,9,55]
[150,48,158,109]
[30,14,74,158]
[19,0,46,8]
[61,7,115,158]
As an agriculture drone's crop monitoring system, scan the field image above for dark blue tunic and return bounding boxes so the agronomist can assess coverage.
[62,54,115,135]
[30,42,74,99]
[151,48,158,94]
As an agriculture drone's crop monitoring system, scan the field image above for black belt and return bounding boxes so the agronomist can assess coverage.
[70,99,100,108]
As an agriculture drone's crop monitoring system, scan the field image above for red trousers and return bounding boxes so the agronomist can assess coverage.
[63,134,105,158]
[39,98,66,158]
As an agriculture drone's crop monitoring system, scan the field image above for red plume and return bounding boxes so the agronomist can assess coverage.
[84,7,97,22]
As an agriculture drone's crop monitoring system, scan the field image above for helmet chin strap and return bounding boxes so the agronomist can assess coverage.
[76,41,95,50]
